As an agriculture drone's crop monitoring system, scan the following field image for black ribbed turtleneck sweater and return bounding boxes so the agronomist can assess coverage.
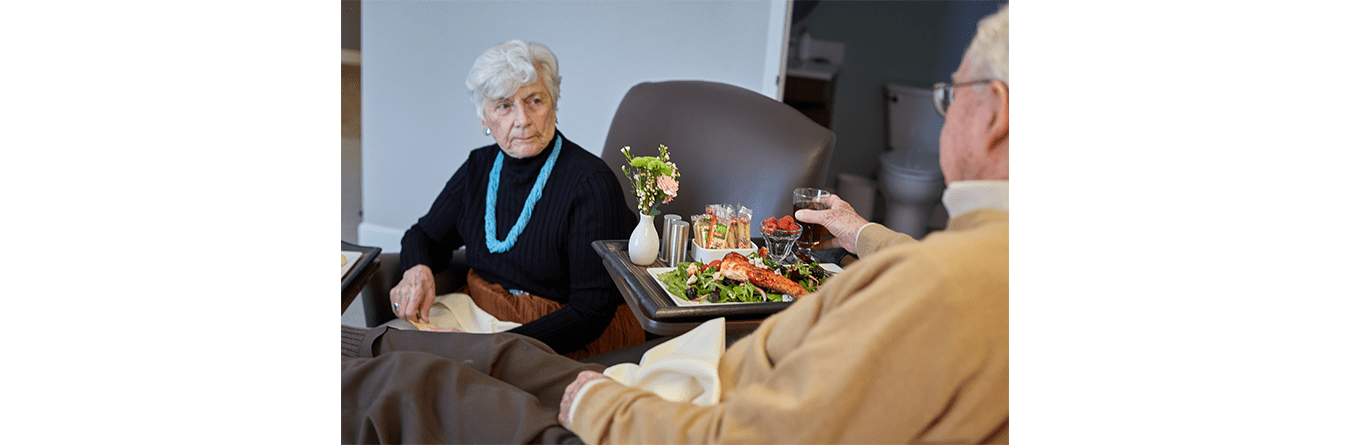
[401,132,636,354]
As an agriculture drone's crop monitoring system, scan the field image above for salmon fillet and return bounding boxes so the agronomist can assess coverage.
[718,252,807,297]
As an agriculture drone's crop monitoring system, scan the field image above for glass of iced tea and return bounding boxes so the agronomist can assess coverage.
[792,187,832,260]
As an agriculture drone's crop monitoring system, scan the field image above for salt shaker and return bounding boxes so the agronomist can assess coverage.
[660,214,682,259]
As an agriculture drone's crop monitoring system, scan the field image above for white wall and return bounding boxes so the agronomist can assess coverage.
[360,0,791,252]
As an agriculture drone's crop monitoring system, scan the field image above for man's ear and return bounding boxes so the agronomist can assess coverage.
[986,80,1009,151]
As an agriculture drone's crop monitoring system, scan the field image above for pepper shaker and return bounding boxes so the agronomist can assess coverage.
[663,221,690,266]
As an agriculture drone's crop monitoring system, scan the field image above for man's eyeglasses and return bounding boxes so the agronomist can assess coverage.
[932,80,995,117]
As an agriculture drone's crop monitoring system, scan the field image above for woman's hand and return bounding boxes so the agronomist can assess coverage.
[794,194,871,254]
[390,265,436,323]
[558,370,610,430]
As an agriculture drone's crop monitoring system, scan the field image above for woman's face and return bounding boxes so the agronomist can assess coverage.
[481,76,557,159]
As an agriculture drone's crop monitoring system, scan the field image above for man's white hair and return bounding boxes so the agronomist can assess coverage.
[465,40,561,121]
[965,5,1009,84]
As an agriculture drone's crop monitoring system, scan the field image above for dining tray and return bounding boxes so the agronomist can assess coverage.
[341,241,382,313]
[592,239,794,323]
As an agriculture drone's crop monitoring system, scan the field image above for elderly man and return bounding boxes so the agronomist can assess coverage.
[342,6,1008,444]
[560,6,1009,443]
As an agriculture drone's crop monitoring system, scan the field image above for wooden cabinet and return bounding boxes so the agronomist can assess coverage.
[783,73,836,129]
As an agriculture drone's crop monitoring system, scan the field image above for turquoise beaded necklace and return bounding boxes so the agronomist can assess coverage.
[484,135,562,253]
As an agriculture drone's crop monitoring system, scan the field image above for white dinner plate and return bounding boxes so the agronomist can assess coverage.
[645,263,843,307]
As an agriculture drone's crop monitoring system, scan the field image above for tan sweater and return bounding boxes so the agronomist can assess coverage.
[572,209,1010,444]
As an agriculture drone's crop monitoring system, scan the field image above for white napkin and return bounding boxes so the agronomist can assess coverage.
[567,318,726,424]
[602,317,726,405]
[386,293,522,333]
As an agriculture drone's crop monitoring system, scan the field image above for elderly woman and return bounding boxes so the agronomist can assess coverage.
[389,40,641,359]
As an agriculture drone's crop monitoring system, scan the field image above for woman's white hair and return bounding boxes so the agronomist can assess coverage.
[965,5,1009,85]
[465,40,561,121]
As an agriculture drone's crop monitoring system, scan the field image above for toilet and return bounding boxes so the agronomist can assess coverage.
[879,83,947,239]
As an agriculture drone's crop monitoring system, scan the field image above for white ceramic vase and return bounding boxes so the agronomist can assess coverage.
[628,213,659,266]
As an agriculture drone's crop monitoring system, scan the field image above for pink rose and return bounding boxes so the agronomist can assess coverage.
[657,175,678,203]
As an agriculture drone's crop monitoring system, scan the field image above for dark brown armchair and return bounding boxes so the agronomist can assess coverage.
[599,80,835,223]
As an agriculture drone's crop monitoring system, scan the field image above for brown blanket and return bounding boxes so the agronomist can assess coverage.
[465,269,645,360]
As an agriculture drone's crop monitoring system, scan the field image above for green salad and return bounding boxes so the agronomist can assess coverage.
[656,252,832,304]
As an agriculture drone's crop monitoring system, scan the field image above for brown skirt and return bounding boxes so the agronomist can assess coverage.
[464,269,645,360]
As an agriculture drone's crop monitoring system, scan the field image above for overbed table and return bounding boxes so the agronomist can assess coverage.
[592,239,791,337]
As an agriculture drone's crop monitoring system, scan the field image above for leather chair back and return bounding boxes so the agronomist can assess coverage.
[600,80,835,223]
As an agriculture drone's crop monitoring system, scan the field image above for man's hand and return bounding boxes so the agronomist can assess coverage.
[558,370,610,430]
[794,194,871,254]
[390,265,436,323]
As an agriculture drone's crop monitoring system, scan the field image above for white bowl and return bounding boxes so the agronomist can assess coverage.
[690,241,758,264]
